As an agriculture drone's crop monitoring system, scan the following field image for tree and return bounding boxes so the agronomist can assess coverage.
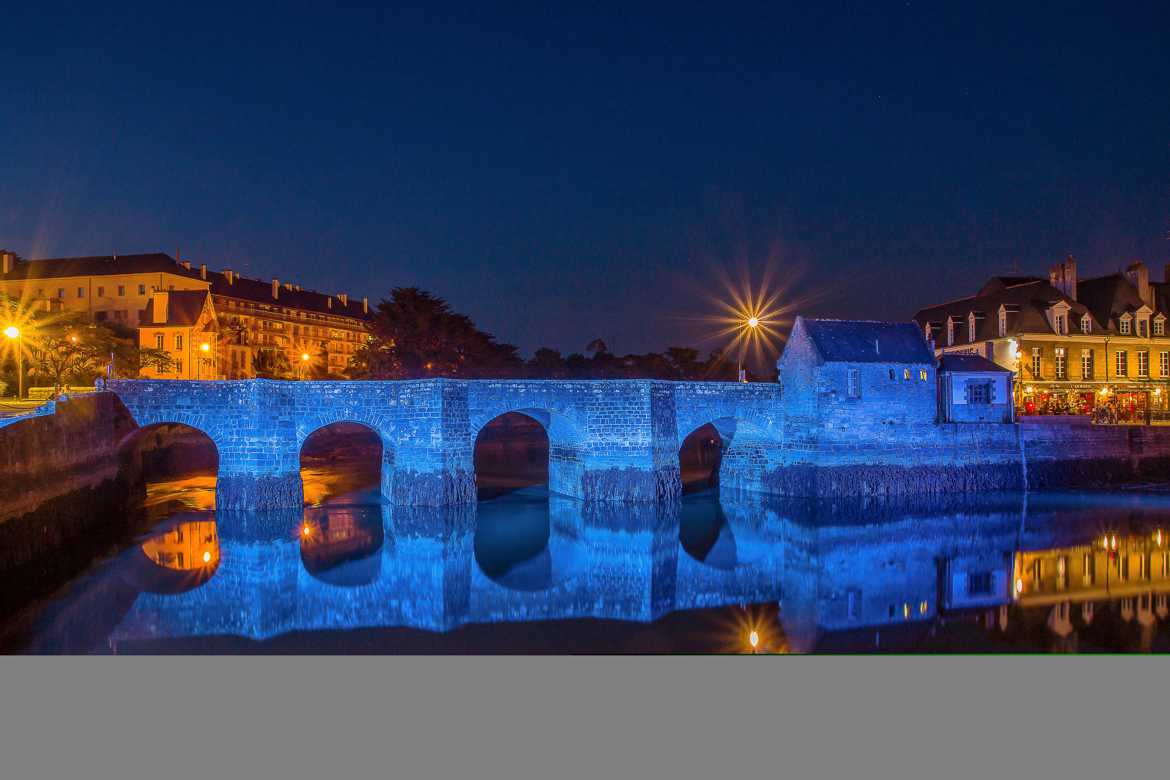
[665,347,702,379]
[138,347,175,376]
[352,287,523,379]
[255,347,293,379]
[26,312,121,391]
[527,347,567,378]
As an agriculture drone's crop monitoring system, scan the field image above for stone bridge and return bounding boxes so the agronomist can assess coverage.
[108,379,783,509]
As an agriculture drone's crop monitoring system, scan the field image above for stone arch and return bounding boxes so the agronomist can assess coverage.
[117,421,221,507]
[297,419,394,504]
[470,407,586,500]
[676,416,777,496]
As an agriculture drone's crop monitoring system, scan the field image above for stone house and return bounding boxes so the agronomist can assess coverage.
[778,317,938,438]
[937,354,1013,423]
[138,290,220,380]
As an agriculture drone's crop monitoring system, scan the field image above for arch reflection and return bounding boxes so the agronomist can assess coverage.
[134,516,221,594]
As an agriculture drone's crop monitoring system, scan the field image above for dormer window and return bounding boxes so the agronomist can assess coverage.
[1120,315,1132,335]
[1155,316,1166,337]
[1139,318,1149,338]
[1081,314,1092,335]
[1055,313,1067,335]
[967,312,977,342]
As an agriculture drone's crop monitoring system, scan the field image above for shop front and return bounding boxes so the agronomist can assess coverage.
[1017,382,1167,423]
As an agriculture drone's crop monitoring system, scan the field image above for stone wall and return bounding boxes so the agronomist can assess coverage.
[0,393,140,598]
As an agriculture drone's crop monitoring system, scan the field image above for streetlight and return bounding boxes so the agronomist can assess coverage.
[300,352,310,380]
[738,316,759,382]
[4,325,22,399]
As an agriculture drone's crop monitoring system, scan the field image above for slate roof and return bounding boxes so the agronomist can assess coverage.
[798,318,934,364]
[938,354,1011,373]
[141,290,212,328]
[913,278,1098,341]
[1077,274,1155,329]
[3,252,373,323]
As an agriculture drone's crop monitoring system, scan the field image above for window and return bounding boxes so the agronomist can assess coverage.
[888,368,895,380]
[77,286,85,298]
[1082,350,1094,380]
[1161,351,1169,378]
[847,368,861,398]
[117,285,125,296]
[1081,315,1092,335]
[967,381,993,404]
[1140,319,1149,338]
[1156,319,1166,336]
[903,368,911,381]
[138,283,146,295]
[1116,351,1128,376]
[968,313,976,342]
[1082,553,1094,586]
[155,334,164,349]
[1055,313,1066,335]
[947,319,955,346]
[1031,347,1042,378]
[1139,554,1150,581]
[97,286,104,297]
[919,369,928,381]
[175,359,182,374]
[967,571,993,596]
[1120,317,1131,335]
[1055,347,1066,380]
[175,334,183,350]
[1138,351,1149,377]
[57,288,64,299]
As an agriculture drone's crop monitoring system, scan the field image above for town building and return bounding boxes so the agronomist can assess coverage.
[779,317,937,431]
[937,354,1013,424]
[138,290,220,380]
[0,250,373,379]
[914,256,1170,421]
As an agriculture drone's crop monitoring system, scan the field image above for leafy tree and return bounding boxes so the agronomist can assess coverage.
[138,347,176,376]
[26,311,122,391]
[255,347,293,379]
[527,347,567,378]
[665,347,702,379]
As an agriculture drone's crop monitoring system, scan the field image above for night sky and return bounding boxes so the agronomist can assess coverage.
[3,2,1169,363]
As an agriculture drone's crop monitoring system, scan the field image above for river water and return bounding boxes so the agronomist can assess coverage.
[4,466,1170,653]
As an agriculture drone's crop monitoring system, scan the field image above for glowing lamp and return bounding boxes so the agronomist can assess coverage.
[301,353,310,361]
[748,630,759,649]
[747,316,759,328]
[3,325,18,339]
[1015,578,1024,594]
[202,550,211,563]
[302,524,312,537]
[200,342,210,352]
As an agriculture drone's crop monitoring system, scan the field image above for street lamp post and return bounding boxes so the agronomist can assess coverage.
[4,325,22,399]
[300,351,310,380]
[738,316,759,382]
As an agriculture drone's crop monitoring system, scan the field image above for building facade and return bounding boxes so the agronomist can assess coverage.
[138,290,220,380]
[914,257,1170,421]
[1,250,372,379]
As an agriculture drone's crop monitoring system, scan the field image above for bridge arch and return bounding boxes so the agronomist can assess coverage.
[117,422,221,509]
[677,416,777,496]
[471,407,586,500]
[298,420,391,505]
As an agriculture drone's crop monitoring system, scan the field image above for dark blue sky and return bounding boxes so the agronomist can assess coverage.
[3,2,1169,360]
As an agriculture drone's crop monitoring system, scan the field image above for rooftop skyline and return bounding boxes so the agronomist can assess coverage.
[3,2,1169,358]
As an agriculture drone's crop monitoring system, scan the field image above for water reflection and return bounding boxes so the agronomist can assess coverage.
[9,486,1170,653]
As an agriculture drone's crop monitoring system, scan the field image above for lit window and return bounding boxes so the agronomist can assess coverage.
[97,286,104,297]
[175,334,183,350]
[1081,315,1092,334]
[1156,319,1165,336]
[1055,313,1066,335]
[154,334,163,349]
[1138,351,1149,377]
[1081,350,1093,380]
[1120,317,1131,335]
[1055,347,1066,380]
[1116,351,1128,376]
[77,286,85,298]
[118,285,125,296]
[919,369,928,381]
[1161,351,1169,378]
[1031,347,1042,378]
[903,367,910,381]
[57,288,64,299]
[138,284,146,295]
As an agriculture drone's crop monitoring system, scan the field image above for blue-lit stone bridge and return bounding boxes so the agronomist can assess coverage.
[108,379,783,509]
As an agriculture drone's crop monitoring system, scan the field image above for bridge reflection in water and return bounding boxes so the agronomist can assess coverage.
[14,489,1170,653]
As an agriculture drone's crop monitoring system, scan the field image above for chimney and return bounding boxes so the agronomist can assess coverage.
[327,297,332,310]
[362,297,368,314]
[224,269,235,285]
[199,263,207,280]
[272,278,280,300]
[338,293,348,306]
[1125,261,1152,308]
[151,290,170,324]
[284,281,293,292]
[181,260,191,271]
[1,251,13,274]
[1049,255,1077,301]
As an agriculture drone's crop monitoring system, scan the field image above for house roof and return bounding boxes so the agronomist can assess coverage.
[798,318,934,363]
[1077,274,1149,327]
[938,354,1011,374]
[141,290,212,328]
[3,252,373,323]
[914,278,1099,342]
